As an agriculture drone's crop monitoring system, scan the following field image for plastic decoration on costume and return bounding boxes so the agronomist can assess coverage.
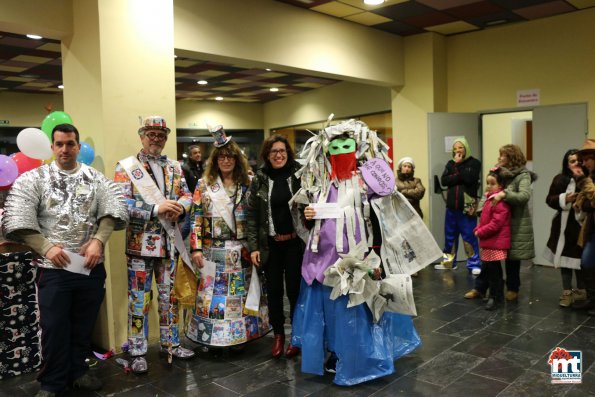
[16,128,53,160]
[0,155,18,187]
[41,111,73,139]
[289,116,431,386]
[77,142,95,165]
[207,123,232,148]
[138,115,171,135]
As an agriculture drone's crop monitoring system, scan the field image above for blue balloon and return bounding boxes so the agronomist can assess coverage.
[77,142,95,165]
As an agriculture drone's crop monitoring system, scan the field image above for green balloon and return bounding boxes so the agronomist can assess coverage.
[41,111,73,139]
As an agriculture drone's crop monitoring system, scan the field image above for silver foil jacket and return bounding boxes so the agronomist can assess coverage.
[2,162,129,269]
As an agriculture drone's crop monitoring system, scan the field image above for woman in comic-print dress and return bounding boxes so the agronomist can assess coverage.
[187,137,271,347]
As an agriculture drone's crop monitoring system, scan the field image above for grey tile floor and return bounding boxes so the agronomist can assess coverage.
[2,262,594,396]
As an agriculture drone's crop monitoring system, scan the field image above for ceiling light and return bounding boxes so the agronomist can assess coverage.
[197,80,208,85]
[270,87,279,92]
[364,0,384,5]
[215,96,223,101]
[26,34,43,40]
[265,68,272,71]
[58,85,64,89]
[174,54,178,58]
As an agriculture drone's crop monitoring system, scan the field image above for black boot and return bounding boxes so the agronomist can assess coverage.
[572,268,595,310]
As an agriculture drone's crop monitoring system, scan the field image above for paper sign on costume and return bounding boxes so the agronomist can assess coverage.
[359,158,395,196]
[63,250,91,276]
[310,202,342,219]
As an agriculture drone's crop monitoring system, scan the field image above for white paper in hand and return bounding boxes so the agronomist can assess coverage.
[63,250,91,276]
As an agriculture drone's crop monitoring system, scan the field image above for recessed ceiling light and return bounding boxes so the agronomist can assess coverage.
[197,80,208,85]
[58,85,64,89]
[364,0,384,5]
[265,68,272,71]
[26,34,43,40]
[270,87,279,92]
[215,96,223,101]
[174,54,178,58]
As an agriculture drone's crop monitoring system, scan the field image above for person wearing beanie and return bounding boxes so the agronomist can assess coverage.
[396,156,425,218]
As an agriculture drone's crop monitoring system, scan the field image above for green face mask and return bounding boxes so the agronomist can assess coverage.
[328,138,356,155]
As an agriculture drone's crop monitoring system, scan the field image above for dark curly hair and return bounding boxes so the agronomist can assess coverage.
[260,134,296,167]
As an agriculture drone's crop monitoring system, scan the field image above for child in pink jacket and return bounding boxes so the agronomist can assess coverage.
[473,168,512,310]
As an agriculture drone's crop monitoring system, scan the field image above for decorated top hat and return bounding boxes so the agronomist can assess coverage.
[208,124,232,148]
[138,115,171,135]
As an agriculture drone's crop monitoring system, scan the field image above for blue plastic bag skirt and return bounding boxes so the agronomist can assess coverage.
[291,278,421,386]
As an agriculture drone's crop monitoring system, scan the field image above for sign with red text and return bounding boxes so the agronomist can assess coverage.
[517,89,540,107]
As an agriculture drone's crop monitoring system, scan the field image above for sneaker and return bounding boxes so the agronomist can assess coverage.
[72,373,102,391]
[464,289,482,299]
[505,291,518,301]
[130,356,148,374]
[471,268,481,276]
[160,346,196,359]
[35,391,56,397]
[324,353,338,374]
[573,289,587,301]
[559,290,574,307]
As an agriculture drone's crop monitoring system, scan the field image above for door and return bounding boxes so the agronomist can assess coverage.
[532,103,588,265]
[428,113,481,261]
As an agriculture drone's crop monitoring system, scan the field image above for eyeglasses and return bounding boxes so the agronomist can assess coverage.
[144,132,168,141]
[270,149,287,156]
[217,154,236,162]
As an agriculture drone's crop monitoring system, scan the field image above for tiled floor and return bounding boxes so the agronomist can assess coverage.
[2,262,594,396]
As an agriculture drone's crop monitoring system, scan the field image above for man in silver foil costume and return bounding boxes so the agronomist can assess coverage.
[113,115,194,374]
[1,123,129,397]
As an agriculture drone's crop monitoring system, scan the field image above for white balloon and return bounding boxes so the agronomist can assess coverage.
[16,128,53,160]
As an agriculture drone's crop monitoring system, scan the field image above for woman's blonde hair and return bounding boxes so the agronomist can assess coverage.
[203,140,251,186]
[499,144,527,169]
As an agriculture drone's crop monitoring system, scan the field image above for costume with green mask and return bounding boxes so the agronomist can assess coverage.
[329,137,356,181]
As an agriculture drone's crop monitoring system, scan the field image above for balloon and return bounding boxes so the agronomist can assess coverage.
[0,155,19,187]
[16,128,53,160]
[41,111,73,139]
[12,152,43,175]
[77,142,95,165]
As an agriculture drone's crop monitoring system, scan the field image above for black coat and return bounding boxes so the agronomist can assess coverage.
[441,156,481,211]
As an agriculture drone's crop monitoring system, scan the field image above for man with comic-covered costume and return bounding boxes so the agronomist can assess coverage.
[2,123,128,397]
[114,116,195,374]
[290,118,442,386]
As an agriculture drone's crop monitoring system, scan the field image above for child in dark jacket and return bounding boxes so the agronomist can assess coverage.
[472,168,512,310]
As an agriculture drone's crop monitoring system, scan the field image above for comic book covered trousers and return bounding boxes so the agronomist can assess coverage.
[0,251,41,379]
[290,184,421,386]
[186,180,271,347]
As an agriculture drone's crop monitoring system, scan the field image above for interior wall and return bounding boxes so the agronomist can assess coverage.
[0,92,64,126]
[447,8,595,131]
[176,101,263,130]
[263,81,391,131]
[173,0,404,86]
[0,0,72,39]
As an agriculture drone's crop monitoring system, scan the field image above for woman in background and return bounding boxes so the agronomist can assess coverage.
[395,156,425,218]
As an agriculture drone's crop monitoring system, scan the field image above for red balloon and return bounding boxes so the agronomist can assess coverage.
[12,152,43,175]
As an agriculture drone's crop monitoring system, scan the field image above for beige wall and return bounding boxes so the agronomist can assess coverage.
[176,101,263,130]
[0,92,64,127]
[263,81,392,131]
[173,0,404,86]
[447,8,595,128]
[0,0,72,39]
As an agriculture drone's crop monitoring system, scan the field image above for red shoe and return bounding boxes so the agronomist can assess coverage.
[285,344,300,359]
[272,334,285,358]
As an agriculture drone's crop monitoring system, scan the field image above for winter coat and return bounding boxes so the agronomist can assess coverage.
[246,161,303,266]
[544,174,582,267]
[396,171,425,218]
[474,190,511,250]
[440,137,481,212]
[501,167,537,260]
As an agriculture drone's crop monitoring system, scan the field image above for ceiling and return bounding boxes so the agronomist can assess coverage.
[1,0,593,102]
[276,0,595,36]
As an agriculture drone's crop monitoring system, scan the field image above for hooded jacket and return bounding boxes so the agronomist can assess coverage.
[440,137,481,212]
